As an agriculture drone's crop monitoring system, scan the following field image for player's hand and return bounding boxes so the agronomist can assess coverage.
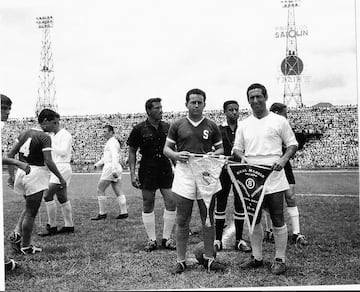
[177,151,190,163]
[240,156,247,164]
[131,175,140,188]
[59,178,67,189]
[19,162,31,175]
[7,176,14,189]
[112,172,118,179]
[271,159,285,171]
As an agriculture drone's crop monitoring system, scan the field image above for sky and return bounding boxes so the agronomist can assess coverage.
[0,0,358,118]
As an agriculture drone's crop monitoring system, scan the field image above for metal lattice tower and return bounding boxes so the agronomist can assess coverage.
[35,16,57,116]
[281,0,303,107]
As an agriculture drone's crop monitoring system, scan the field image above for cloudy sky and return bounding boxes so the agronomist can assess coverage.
[0,0,357,118]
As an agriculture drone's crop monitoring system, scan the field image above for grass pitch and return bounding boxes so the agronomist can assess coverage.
[3,170,359,291]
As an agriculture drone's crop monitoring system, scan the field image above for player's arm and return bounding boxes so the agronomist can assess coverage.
[2,157,30,174]
[109,140,120,178]
[94,157,104,168]
[43,150,66,188]
[273,145,298,171]
[163,139,190,163]
[6,138,25,187]
[128,146,140,188]
[231,126,246,162]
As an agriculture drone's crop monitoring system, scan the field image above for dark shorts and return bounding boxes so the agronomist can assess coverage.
[284,161,295,184]
[138,163,174,190]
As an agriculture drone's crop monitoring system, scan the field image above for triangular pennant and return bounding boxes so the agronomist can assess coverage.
[188,155,226,226]
[227,163,272,234]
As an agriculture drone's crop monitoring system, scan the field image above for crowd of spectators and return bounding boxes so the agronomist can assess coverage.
[1,104,358,172]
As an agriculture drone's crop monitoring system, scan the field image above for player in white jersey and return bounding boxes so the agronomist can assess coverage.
[232,83,298,275]
[38,118,75,236]
[91,125,128,220]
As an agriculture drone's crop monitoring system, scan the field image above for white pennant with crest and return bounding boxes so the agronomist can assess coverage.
[188,154,226,226]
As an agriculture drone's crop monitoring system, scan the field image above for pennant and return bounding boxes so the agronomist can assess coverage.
[227,163,272,235]
[188,155,226,226]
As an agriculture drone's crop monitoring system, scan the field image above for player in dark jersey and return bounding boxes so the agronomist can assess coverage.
[127,98,176,252]
[7,109,66,255]
[164,88,226,274]
[1,94,31,271]
[213,100,251,253]
[266,102,308,248]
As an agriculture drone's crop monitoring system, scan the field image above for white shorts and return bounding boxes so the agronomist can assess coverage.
[100,164,123,182]
[14,166,50,196]
[172,162,221,201]
[246,157,289,195]
[49,163,72,185]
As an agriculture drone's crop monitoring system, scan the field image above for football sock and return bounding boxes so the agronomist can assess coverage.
[176,224,189,262]
[45,200,57,227]
[287,206,300,234]
[98,196,107,215]
[273,225,288,262]
[60,201,74,227]
[234,211,245,241]
[117,195,128,214]
[250,223,263,261]
[142,211,156,241]
[162,209,176,239]
[203,224,215,259]
[264,209,273,231]
[214,212,226,240]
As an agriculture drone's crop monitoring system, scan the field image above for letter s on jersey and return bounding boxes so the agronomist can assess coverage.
[203,130,209,139]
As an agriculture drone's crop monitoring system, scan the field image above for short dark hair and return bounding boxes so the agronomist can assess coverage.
[37,108,60,123]
[186,88,206,103]
[145,98,162,112]
[1,94,12,106]
[223,100,238,111]
[104,124,114,133]
[246,83,268,100]
[270,102,287,113]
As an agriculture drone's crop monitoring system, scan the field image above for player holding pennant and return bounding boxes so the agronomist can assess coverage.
[164,88,226,274]
[232,83,298,275]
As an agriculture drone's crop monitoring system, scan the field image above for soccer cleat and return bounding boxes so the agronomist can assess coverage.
[240,256,264,269]
[214,240,223,251]
[172,261,187,274]
[162,238,176,250]
[264,229,275,243]
[38,224,57,237]
[144,239,158,252]
[20,245,42,255]
[57,226,75,234]
[5,259,19,272]
[90,214,107,220]
[291,233,309,248]
[8,231,21,253]
[115,213,129,219]
[202,257,226,272]
[235,239,252,253]
[270,258,286,275]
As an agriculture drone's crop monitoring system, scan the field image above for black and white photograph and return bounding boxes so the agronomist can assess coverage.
[0,0,358,290]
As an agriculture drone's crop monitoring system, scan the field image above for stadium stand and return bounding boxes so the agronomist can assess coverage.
[1,105,358,171]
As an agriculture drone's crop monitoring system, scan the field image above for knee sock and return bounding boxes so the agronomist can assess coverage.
[117,195,128,214]
[287,206,300,234]
[162,209,176,239]
[234,211,245,241]
[264,209,273,232]
[214,212,226,241]
[273,225,288,262]
[60,201,74,227]
[142,211,156,241]
[250,223,263,261]
[98,196,107,215]
[203,224,215,259]
[45,200,57,227]
[176,223,189,262]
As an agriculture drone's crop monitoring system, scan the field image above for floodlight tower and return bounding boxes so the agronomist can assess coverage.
[35,16,57,116]
[280,0,303,107]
